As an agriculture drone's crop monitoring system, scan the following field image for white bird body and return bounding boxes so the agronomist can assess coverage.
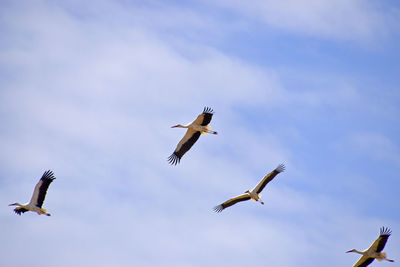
[175,123,213,135]
[214,164,285,212]
[247,191,262,203]
[9,170,56,216]
[347,227,394,267]
[351,249,388,260]
[168,107,217,165]
[196,124,214,135]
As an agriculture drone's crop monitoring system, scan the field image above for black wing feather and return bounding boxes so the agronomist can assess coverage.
[14,207,29,215]
[357,257,375,267]
[36,170,56,208]
[201,107,214,126]
[376,227,392,252]
[256,164,285,194]
[213,196,251,213]
[168,131,201,165]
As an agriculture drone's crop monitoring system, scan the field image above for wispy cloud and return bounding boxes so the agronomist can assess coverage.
[1,1,399,267]
[212,0,399,41]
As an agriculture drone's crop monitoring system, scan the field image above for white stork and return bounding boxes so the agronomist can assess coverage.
[214,164,285,212]
[168,107,217,165]
[9,170,56,216]
[347,227,394,267]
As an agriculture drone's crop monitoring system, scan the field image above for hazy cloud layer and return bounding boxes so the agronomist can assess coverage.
[1,1,399,267]
[213,0,400,41]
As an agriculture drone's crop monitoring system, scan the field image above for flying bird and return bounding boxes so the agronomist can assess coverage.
[168,107,217,165]
[347,227,394,267]
[214,164,285,212]
[9,170,56,216]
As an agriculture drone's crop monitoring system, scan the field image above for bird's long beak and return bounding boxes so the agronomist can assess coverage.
[171,125,178,128]
[8,203,15,206]
[345,250,352,253]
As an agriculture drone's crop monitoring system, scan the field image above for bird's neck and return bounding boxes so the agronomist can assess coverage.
[352,249,365,255]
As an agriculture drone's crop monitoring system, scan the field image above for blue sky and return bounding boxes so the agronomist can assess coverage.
[0,0,399,266]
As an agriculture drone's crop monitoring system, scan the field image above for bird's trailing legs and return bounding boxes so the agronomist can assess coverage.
[40,208,51,216]
[384,258,394,262]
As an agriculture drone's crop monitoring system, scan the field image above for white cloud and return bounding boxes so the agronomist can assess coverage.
[1,1,399,267]
[212,0,399,41]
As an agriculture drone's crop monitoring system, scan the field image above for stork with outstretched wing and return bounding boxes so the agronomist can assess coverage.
[168,107,217,165]
[214,164,285,212]
[347,227,394,267]
[9,170,56,216]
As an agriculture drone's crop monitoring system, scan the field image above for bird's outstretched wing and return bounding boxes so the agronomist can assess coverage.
[368,227,392,253]
[168,129,201,165]
[192,107,214,126]
[353,255,374,267]
[29,170,56,208]
[213,194,251,212]
[251,164,285,194]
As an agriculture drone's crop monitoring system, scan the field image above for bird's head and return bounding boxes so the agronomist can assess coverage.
[8,202,20,207]
[244,190,250,194]
[171,124,183,128]
[346,249,356,253]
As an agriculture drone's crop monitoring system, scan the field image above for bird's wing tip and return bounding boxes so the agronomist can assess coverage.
[167,154,180,165]
[213,205,223,213]
[276,164,285,173]
[43,170,56,180]
[13,209,22,215]
[380,227,392,236]
[203,106,214,114]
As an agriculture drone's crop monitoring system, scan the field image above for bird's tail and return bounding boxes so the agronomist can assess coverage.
[201,125,211,135]
[377,252,387,261]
